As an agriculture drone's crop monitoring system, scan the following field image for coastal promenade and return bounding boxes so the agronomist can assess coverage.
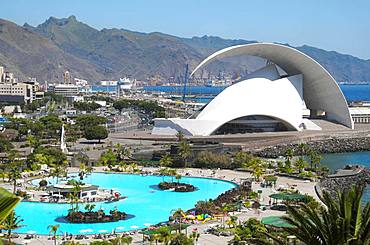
[5,167,319,245]
[111,122,370,152]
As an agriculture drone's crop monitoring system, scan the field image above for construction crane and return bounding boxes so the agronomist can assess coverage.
[182,64,189,102]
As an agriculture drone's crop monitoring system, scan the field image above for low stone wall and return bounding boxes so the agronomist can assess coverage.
[316,167,370,199]
[254,137,370,158]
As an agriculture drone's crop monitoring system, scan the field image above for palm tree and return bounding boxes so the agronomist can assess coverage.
[307,148,322,170]
[295,157,307,173]
[175,174,182,183]
[0,188,21,223]
[72,183,82,209]
[167,169,177,183]
[249,158,265,181]
[151,233,161,245]
[312,153,322,171]
[156,226,172,245]
[159,154,173,168]
[0,211,23,244]
[178,141,190,168]
[120,235,133,245]
[86,165,94,175]
[0,164,7,182]
[284,148,294,162]
[47,224,60,245]
[266,186,370,245]
[189,231,200,243]
[117,146,132,161]
[84,203,96,213]
[129,163,138,173]
[171,208,185,233]
[159,168,169,182]
[8,166,21,194]
[175,131,184,142]
[51,163,67,184]
[298,142,307,156]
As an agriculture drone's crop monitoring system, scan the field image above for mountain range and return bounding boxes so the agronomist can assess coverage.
[0,15,370,84]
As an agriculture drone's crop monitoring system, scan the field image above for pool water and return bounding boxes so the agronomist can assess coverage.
[15,173,236,235]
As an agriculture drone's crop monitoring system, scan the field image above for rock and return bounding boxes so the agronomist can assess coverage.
[254,137,370,158]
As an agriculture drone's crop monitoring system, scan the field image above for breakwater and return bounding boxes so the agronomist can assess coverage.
[254,137,370,158]
[316,166,370,199]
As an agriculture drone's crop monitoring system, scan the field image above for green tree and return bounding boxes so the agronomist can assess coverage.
[248,158,265,181]
[47,224,60,245]
[76,114,107,131]
[74,101,102,112]
[50,162,67,184]
[175,131,184,142]
[295,157,307,173]
[156,226,172,244]
[189,231,200,243]
[308,148,322,170]
[116,146,131,161]
[159,154,173,168]
[175,174,182,183]
[171,208,185,233]
[233,151,253,169]
[231,218,267,244]
[120,235,133,245]
[75,152,89,167]
[284,159,293,173]
[0,188,21,223]
[298,142,307,156]
[0,135,13,153]
[8,166,21,194]
[169,233,193,245]
[99,149,117,168]
[39,115,63,139]
[26,134,41,151]
[284,148,294,162]
[39,179,48,188]
[113,100,130,113]
[178,141,190,168]
[84,203,96,213]
[0,211,23,244]
[266,186,370,245]
[84,125,108,143]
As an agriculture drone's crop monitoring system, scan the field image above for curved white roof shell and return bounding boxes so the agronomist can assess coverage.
[191,43,353,129]
[152,43,353,136]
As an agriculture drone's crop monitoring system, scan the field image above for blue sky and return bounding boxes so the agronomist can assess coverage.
[2,0,370,59]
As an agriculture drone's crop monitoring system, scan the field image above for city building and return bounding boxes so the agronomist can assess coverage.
[0,82,34,103]
[349,107,370,124]
[74,78,88,87]
[0,66,41,103]
[100,80,118,86]
[49,83,79,97]
[152,43,354,136]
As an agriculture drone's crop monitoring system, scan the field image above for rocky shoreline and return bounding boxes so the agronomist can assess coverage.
[316,166,370,199]
[254,137,370,158]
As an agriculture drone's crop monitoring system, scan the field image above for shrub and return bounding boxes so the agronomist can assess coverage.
[39,179,48,188]
[193,152,232,169]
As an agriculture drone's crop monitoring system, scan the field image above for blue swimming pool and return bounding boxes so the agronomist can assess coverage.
[15,173,236,235]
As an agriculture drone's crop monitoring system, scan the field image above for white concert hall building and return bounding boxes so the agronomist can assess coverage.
[152,43,353,136]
